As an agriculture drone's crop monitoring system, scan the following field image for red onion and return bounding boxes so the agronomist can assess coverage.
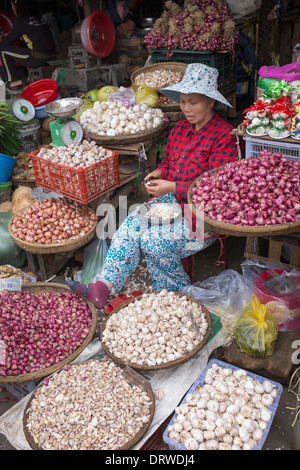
[191,150,300,226]
[0,290,92,376]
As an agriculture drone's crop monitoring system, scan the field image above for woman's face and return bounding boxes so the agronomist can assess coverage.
[179,93,214,130]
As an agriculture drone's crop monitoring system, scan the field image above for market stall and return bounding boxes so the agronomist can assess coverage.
[0,0,299,454]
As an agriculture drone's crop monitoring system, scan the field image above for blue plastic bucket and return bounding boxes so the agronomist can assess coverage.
[0,153,17,183]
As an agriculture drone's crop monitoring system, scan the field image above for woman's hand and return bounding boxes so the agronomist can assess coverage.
[144,170,162,183]
[145,179,176,198]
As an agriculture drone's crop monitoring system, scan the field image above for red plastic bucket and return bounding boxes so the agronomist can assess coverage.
[21,79,58,107]
[81,10,115,58]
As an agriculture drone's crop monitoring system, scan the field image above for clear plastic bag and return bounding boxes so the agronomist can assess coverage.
[180,269,252,323]
[80,237,108,284]
[235,294,278,358]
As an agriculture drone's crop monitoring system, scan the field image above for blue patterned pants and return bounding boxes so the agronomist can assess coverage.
[100,194,215,292]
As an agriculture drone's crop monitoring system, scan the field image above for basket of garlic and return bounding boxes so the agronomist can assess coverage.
[130,62,187,93]
[163,359,283,451]
[131,62,187,112]
[80,101,168,145]
[100,290,212,371]
[23,358,155,450]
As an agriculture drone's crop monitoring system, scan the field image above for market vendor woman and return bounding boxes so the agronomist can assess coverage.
[0,0,56,91]
[67,63,238,309]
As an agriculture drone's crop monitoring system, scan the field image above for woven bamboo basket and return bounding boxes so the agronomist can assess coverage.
[100,292,212,371]
[0,283,97,384]
[88,119,168,146]
[23,358,155,450]
[130,62,187,92]
[8,205,97,254]
[187,168,300,238]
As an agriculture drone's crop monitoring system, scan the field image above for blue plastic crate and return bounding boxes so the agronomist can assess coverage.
[150,49,236,95]
[163,359,283,451]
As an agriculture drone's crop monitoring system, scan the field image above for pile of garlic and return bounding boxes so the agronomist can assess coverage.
[37,140,113,168]
[166,362,279,450]
[101,291,209,367]
[25,359,152,450]
[79,101,165,136]
[134,69,183,89]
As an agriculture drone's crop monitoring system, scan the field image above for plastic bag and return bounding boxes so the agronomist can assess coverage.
[235,294,278,358]
[241,259,300,331]
[0,213,25,267]
[134,84,159,108]
[107,86,136,106]
[79,206,115,284]
[180,269,252,322]
[80,237,108,284]
[259,63,300,82]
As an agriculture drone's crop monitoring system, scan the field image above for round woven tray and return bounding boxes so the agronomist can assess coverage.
[0,283,97,383]
[187,168,300,238]
[23,359,155,450]
[8,205,97,254]
[100,292,212,371]
[88,119,168,146]
[130,62,187,92]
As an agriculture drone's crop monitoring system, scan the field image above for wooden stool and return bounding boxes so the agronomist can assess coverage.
[245,233,300,269]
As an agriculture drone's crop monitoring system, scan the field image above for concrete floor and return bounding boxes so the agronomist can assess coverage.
[0,235,299,450]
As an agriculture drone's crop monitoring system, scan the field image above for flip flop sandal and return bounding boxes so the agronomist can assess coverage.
[104,290,143,315]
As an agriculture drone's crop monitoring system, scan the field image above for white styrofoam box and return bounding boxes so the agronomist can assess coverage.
[163,359,283,451]
[244,135,300,162]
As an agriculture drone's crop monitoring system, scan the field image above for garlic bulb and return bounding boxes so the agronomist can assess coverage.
[134,69,183,89]
[102,291,209,367]
[80,101,165,136]
[37,140,113,169]
[166,363,279,450]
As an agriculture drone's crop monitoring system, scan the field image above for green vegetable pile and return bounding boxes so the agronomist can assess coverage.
[0,104,23,156]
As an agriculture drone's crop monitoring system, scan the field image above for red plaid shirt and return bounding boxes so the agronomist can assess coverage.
[156,113,238,206]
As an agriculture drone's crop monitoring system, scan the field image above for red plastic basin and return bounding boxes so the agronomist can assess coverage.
[21,79,58,107]
[81,10,115,58]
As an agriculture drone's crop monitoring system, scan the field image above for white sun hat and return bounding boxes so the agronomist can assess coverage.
[160,62,232,107]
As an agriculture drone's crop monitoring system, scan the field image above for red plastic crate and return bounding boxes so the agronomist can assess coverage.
[29,146,120,204]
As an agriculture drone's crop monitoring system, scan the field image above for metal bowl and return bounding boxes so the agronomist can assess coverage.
[45,98,84,118]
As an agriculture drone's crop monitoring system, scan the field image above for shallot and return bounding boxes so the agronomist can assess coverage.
[191,150,300,226]
[10,197,97,245]
[0,289,92,376]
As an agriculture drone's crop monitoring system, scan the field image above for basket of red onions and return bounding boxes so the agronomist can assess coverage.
[188,150,300,237]
[0,283,97,383]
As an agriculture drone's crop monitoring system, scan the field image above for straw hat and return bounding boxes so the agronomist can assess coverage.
[160,63,232,107]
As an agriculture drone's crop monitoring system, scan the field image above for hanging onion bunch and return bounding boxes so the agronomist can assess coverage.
[145,0,239,56]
